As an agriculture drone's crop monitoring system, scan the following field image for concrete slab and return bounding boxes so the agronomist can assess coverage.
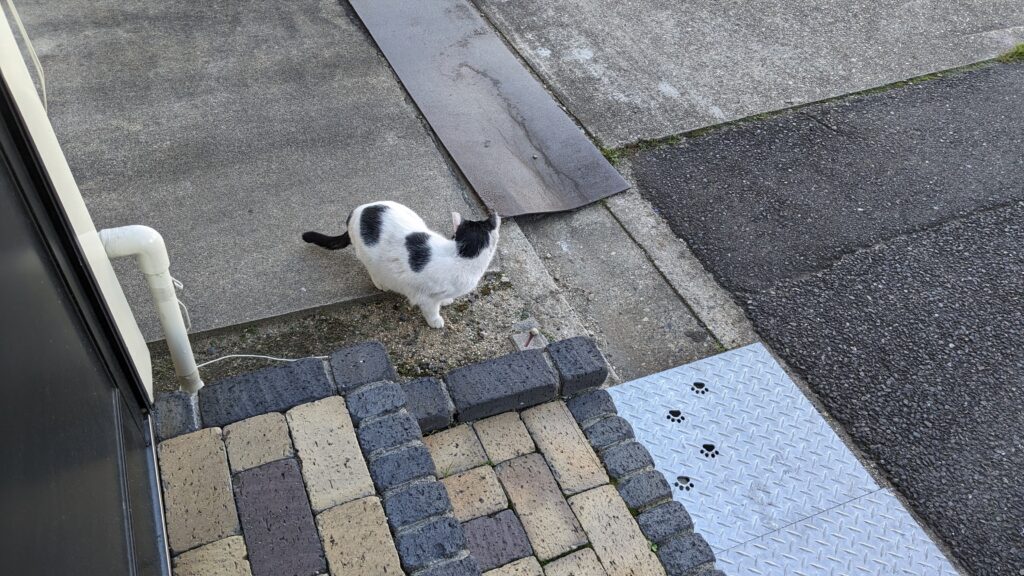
[18,0,475,338]
[519,205,718,381]
[475,0,1024,146]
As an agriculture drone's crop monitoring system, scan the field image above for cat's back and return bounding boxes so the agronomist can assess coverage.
[350,201,427,250]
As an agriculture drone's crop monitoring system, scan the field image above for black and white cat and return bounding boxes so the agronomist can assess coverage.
[303,201,500,328]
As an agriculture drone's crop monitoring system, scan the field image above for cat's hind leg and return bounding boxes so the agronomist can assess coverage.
[418,299,444,329]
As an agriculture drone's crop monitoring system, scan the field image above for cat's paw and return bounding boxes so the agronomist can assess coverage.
[426,316,445,329]
[441,298,454,306]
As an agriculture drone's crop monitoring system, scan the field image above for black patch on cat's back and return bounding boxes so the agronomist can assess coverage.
[360,204,388,246]
[405,232,431,272]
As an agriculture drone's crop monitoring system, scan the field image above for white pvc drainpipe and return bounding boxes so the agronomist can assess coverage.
[98,225,204,393]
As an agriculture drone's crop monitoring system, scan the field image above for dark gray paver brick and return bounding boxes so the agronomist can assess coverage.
[583,415,634,451]
[617,470,672,512]
[368,443,436,491]
[600,441,654,480]
[395,515,466,572]
[402,377,455,434]
[566,389,617,427]
[330,341,397,394]
[547,336,609,396]
[357,410,421,456]
[199,359,333,428]
[382,480,452,530]
[657,533,715,576]
[446,349,558,422]
[152,390,201,442]
[346,381,406,425]
[462,510,534,572]
[233,458,325,576]
[637,501,694,545]
[414,555,482,576]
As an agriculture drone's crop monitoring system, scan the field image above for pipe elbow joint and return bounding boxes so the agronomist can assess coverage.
[98,225,170,275]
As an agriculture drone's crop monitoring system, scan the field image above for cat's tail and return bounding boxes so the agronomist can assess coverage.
[302,231,351,250]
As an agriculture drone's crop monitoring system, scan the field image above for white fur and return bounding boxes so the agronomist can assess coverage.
[348,201,500,328]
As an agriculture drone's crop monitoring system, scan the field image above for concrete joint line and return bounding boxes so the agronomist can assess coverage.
[381,472,440,499]
[597,438,634,457]
[395,511,459,537]
[603,172,758,350]
[409,549,473,576]
[359,407,412,431]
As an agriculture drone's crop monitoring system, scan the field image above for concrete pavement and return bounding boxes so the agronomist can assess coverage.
[19,0,476,339]
[476,0,1024,146]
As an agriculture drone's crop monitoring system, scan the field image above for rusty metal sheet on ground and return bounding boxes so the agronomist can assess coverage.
[348,0,628,217]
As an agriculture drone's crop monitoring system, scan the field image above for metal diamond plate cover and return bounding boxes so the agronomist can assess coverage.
[718,488,959,576]
[608,344,878,549]
[608,343,957,576]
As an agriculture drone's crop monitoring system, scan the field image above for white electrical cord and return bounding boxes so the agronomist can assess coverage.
[164,272,328,373]
[196,354,329,369]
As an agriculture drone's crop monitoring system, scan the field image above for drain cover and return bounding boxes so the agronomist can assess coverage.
[608,344,957,575]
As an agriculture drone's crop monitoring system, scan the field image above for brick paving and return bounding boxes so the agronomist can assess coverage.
[155,338,722,576]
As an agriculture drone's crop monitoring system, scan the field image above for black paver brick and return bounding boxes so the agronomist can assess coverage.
[199,359,333,428]
[657,532,715,576]
[357,410,421,456]
[600,440,654,480]
[637,500,694,545]
[547,336,609,396]
[368,443,436,491]
[152,390,201,442]
[382,480,452,530]
[330,341,397,394]
[446,349,557,422]
[401,377,455,434]
[233,458,325,576]
[617,469,672,512]
[566,389,617,427]
[583,415,634,450]
[395,515,465,572]
[346,381,406,425]
[462,509,533,572]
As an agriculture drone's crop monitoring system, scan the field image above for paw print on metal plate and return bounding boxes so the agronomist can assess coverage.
[674,475,695,491]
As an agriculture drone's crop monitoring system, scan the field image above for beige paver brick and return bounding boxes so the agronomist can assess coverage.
[521,402,606,495]
[424,424,487,477]
[223,413,293,473]
[473,412,535,464]
[483,556,544,576]
[158,427,239,554]
[286,396,374,512]
[316,496,402,576]
[443,465,509,522]
[543,548,608,576]
[495,453,587,561]
[568,486,665,576]
[172,536,252,576]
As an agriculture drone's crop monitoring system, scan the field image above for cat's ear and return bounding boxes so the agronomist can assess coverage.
[451,212,463,233]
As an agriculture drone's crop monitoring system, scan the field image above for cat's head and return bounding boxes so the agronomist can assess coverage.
[451,211,501,259]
